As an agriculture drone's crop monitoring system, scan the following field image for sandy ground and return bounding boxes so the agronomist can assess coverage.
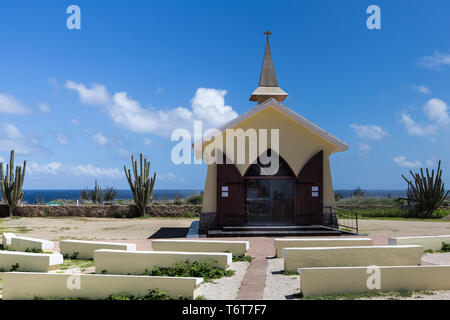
[358,219,450,238]
[0,217,196,241]
[198,262,250,300]
[264,258,299,300]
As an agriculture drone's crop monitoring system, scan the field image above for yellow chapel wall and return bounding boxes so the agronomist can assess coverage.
[201,104,339,213]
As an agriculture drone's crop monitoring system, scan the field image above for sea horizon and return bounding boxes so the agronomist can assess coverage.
[18,189,410,204]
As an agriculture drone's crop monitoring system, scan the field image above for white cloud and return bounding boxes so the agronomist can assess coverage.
[116,148,129,158]
[412,85,431,95]
[0,123,42,155]
[400,113,436,136]
[65,81,110,106]
[66,81,238,137]
[350,124,388,140]
[70,164,121,178]
[418,51,450,70]
[39,102,50,113]
[0,93,31,114]
[56,133,69,145]
[143,138,151,146]
[400,98,449,136]
[71,118,80,125]
[358,143,372,151]
[423,98,449,126]
[28,162,121,178]
[92,132,108,146]
[394,156,423,169]
[28,162,63,175]
[158,172,176,181]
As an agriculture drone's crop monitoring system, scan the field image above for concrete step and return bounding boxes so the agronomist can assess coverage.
[207,229,342,238]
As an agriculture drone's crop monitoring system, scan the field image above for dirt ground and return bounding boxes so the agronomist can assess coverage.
[0,217,196,241]
[2,216,450,241]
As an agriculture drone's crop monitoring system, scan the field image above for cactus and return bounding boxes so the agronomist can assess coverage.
[124,153,156,216]
[90,180,103,204]
[0,150,26,217]
[402,160,449,218]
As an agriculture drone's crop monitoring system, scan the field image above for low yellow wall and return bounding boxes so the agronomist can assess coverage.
[59,240,136,259]
[389,235,450,251]
[274,237,373,257]
[94,249,232,274]
[0,272,203,300]
[0,251,63,272]
[1,233,15,247]
[300,265,450,297]
[283,245,423,272]
[151,239,249,256]
[10,236,54,252]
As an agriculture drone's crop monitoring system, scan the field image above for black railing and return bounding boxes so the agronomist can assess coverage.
[324,206,359,234]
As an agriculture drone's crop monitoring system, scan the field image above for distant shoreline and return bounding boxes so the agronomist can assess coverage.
[18,189,409,204]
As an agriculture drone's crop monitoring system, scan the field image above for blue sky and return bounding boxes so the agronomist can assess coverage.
[0,0,449,190]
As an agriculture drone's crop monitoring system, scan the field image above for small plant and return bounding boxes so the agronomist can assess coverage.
[25,248,44,253]
[0,150,26,217]
[442,242,450,252]
[402,160,449,218]
[90,180,103,204]
[10,263,20,271]
[107,288,172,300]
[424,249,434,254]
[146,260,234,282]
[351,186,365,198]
[63,252,79,259]
[232,254,253,262]
[80,188,91,202]
[103,187,118,202]
[173,199,183,205]
[186,194,203,205]
[101,269,108,274]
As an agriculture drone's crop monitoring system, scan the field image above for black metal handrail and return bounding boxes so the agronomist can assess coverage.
[324,206,359,234]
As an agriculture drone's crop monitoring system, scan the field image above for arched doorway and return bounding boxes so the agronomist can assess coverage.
[244,150,295,225]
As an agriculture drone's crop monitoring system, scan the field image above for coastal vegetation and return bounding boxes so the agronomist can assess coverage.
[0,150,26,217]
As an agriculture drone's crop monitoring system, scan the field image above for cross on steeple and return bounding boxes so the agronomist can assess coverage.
[264,29,272,42]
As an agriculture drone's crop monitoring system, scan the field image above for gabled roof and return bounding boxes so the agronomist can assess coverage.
[197,98,349,154]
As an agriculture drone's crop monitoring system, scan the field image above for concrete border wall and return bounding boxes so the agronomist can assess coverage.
[283,245,423,271]
[300,265,450,297]
[0,251,63,272]
[0,272,203,300]
[151,239,249,256]
[94,249,232,274]
[389,235,450,251]
[10,236,54,252]
[1,233,15,247]
[59,240,136,259]
[274,238,373,257]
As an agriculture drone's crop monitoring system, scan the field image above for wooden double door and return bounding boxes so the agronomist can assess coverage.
[216,151,324,226]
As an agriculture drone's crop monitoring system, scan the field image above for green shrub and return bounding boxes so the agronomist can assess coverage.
[146,260,234,282]
[10,263,20,271]
[442,242,450,252]
[186,195,203,205]
[173,200,183,205]
[232,254,253,262]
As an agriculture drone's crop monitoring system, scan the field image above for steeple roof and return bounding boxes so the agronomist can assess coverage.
[250,30,288,103]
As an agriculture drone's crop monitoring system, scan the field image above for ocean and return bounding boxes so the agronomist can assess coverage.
[19,189,407,204]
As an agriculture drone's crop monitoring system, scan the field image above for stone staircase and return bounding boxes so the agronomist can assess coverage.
[207,225,345,237]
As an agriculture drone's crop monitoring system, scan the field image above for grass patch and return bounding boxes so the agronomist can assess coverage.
[300,290,436,300]
[60,259,95,271]
[337,206,450,220]
[232,254,253,262]
[144,260,235,282]
[282,270,299,276]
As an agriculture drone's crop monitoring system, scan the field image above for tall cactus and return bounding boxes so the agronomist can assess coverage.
[90,180,103,204]
[402,160,449,218]
[0,150,26,217]
[124,153,156,216]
